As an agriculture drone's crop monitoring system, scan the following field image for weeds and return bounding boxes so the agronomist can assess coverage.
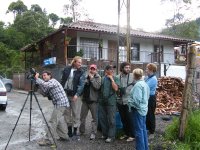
[164,110,200,150]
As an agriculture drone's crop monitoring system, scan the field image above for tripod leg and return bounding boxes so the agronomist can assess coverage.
[29,91,33,141]
[32,92,57,148]
[5,92,30,150]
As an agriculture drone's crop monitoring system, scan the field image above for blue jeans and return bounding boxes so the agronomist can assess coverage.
[132,108,148,150]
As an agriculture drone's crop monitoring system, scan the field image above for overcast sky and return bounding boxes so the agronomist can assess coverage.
[0,0,200,32]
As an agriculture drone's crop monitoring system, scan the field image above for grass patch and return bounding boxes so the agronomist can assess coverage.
[164,110,200,150]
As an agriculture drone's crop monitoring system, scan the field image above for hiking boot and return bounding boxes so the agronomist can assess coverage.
[72,135,80,141]
[58,137,70,141]
[101,135,107,139]
[126,137,135,142]
[37,139,52,146]
[68,126,73,137]
[105,138,114,143]
[90,133,95,140]
[119,135,128,140]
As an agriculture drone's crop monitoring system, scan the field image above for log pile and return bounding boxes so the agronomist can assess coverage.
[156,76,184,115]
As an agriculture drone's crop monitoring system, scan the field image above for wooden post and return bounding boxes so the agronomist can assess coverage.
[126,0,131,63]
[178,44,196,140]
[64,29,68,65]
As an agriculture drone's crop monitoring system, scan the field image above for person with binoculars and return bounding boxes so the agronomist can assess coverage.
[116,62,135,142]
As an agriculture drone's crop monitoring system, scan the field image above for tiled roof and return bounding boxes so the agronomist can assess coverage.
[67,21,193,43]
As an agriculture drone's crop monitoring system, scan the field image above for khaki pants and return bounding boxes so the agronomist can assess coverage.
[79,101,97,134]
[68,96,82,128]
[45,106,71,141]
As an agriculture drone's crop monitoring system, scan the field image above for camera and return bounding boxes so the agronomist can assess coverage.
[117,87,126,98]
[27,68,37,80]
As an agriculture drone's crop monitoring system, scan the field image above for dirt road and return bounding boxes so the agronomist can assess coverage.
[0,90,171,150]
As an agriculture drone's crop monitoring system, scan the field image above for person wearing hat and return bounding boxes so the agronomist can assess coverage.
[98,65,120,143]
[79,64,101,140]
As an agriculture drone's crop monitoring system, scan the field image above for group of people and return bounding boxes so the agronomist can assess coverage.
[35,56,158,150]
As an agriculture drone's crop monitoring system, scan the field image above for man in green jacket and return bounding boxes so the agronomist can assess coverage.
[98,65,120,143]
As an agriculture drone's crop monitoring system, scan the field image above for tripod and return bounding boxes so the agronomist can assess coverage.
[5,79,57,150]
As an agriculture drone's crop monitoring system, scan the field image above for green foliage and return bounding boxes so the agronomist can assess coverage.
[7,0,27,16]
[65,36,71,41]
[161,21,199,40]
[60,17,73,25]
[165,110,200,149]
[0,42,24,77]
[3,27,26,50]
[76,48,84,57]
[49,13,59,27]
[165,117,179,141]
[13,10,54,44]
[30,4,43,13]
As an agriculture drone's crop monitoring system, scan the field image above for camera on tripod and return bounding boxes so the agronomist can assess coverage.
[27,68,37,80]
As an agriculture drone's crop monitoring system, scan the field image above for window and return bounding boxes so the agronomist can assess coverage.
[181,45,186,55]
[119,46,126,62]
[197,72,200,79]
[80,38,99,59]
[131,44,140,61]
[119,43,140,61]
[153,45,163,62]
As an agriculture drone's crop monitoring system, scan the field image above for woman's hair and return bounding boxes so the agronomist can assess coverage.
[71,56,82,66]
[133,68,143,80]
[146,63,157,73]
[120,62,131,72]
[42,70,52,79]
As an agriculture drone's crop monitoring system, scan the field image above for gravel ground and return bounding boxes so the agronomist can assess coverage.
[0,91,173,150]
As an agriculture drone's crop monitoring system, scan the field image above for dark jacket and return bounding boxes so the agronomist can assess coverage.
[82,73,101,103]
[98,76,120,106]
[61,66,85,96]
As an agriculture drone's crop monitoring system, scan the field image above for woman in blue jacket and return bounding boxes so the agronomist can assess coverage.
[145,63,158,138]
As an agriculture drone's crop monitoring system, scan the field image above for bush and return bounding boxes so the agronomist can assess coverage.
[165,110,200,149]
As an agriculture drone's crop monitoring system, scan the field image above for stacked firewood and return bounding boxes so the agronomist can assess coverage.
[156,76,185,115]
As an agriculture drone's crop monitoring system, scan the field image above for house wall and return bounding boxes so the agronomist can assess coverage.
[76,31,175,64]
[132,38,175,64]
[76,31,118,60]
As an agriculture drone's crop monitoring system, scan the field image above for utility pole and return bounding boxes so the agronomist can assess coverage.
[126,0,131,63]
[117,0,120,74]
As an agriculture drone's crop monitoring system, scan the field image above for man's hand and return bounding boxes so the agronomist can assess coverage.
[107,74,114,82]
[88,73,94,79]
[72,95,78,101]
[35,73,40,79]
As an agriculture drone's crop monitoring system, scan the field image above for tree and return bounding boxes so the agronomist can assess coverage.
[13,10,54,44]
[161,0,199,39]
[161,21,199,40]
[3,26,26,50]
[63,0,91,22]
[30,4,43,13]
[7,0,27,19]
[49,13,60,27]
[0,42,24,77]
[60,17,73,26]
